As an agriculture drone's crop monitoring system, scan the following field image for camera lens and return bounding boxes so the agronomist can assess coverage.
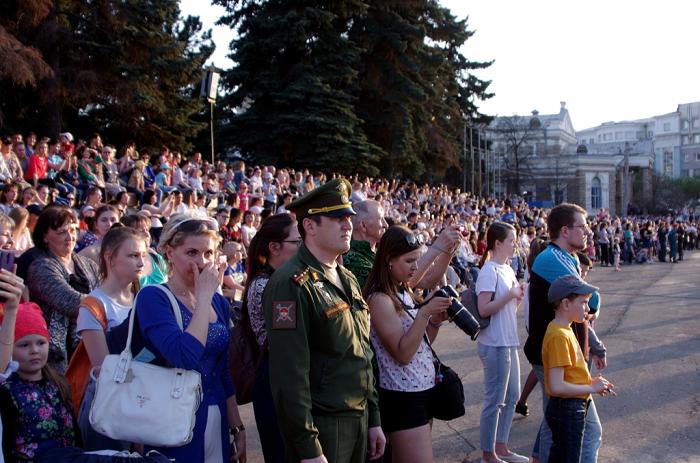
[441,285,480,340]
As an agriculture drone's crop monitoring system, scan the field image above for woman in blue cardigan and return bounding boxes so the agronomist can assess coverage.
[135,213,246,462]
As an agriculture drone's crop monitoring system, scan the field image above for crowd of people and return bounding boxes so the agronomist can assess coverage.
[0,130,697,463]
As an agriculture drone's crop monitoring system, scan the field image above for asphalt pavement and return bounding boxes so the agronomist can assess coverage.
[239,250,700,463]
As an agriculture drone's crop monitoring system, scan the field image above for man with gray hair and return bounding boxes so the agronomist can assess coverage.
[343,200,462,290]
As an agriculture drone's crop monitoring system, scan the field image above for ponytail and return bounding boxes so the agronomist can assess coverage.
[478,249,491,269]
[479,221,516,269]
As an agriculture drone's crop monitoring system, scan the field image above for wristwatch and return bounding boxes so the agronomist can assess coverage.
[230,424,246,436]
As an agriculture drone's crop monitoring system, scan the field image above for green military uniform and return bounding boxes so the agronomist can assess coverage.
[343,239,376,291]
[263,179,380,463]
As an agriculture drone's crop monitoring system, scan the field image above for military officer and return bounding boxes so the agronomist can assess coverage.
[263,178,386,463]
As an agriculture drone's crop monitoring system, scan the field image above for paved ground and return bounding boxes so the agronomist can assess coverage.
[238,251,700,463]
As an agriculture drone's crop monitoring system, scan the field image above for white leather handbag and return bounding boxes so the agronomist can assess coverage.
[89,284,202,447]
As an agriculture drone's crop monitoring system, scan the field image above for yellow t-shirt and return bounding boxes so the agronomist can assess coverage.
[542,321,592,400]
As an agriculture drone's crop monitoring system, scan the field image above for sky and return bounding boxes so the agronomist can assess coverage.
[180,0,700,131]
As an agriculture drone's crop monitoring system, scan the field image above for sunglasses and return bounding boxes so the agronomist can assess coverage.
[405,233,425,248]
[175,218,218,233]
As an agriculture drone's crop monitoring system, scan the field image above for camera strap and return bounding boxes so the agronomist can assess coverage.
[400,296,446,380]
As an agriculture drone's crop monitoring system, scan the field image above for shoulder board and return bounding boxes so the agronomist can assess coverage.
[309,269,321,282]
[292,268,310,285]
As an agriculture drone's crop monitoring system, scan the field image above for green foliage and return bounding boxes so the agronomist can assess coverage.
[0,0,213,151]
[650,175,700,212]
[216,0,492,180]
[215,0,380,174]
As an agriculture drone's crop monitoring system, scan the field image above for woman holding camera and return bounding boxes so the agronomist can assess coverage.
[475,221,528,463]
[364,225,451,463]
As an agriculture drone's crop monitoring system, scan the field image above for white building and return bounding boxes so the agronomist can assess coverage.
[576,101,700,178]
[487,102,654,215]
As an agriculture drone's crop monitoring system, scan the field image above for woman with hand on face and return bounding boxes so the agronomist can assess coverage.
[363,225,451,463]
[135,213,246,463]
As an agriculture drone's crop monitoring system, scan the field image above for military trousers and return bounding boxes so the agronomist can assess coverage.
[286,409,368,463]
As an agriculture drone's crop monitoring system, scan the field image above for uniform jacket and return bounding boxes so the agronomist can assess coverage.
[263,243,380,459]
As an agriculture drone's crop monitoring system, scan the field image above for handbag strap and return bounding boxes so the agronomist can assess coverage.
[114,284,184,383]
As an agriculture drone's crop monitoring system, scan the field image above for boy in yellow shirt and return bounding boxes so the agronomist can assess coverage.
[543,275,615,462]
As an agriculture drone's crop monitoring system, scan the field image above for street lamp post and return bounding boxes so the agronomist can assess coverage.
[200,66,220,165]
[463,119,467,193]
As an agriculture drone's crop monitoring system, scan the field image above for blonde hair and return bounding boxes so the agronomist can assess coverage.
[157,213,221,255]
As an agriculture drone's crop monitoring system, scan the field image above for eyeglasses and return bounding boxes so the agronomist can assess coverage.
[570,223,589,231]
[405,233,425,248]
[281,238,303,246]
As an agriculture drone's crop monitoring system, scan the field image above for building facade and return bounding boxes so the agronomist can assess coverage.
[488,102,654,215]
[576,101,700,179]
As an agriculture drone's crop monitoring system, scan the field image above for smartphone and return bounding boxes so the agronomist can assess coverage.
[0,251,15,273]
[0,251,15,303]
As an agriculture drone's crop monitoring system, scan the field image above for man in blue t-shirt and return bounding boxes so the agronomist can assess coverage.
[525,203,606,463]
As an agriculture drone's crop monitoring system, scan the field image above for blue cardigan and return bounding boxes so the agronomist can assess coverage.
[136,284,235,461]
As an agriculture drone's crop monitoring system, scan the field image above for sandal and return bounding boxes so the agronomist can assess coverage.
[515,401,529,417]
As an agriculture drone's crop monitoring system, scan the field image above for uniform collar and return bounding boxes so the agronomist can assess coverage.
[298,242,354,300]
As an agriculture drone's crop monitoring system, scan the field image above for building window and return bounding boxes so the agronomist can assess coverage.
[682,120,689,130]
[664,149,674,175]
[554,188,565,204]
[694,119,700,128]
[591,177,601,210]
[694,134,700,144]
[696,153,700,162]
[648,130,654,138]
[603,133,612,141]
[664,122,671,132]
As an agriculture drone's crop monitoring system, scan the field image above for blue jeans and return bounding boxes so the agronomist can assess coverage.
[477,344,520,452]
[532,365,602,462]
[546,397,589,462]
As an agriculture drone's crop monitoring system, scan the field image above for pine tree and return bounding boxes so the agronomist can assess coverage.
[215,0,380,175]
[80,0,214,150]
[1,0,213,150]
[352,0,493,179]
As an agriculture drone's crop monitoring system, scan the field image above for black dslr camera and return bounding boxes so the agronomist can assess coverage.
[432,285,481,340]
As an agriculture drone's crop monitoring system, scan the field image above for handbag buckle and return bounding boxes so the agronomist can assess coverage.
[113,353,131,383]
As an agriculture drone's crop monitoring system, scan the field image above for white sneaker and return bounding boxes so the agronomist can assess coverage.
[497,452,530,463]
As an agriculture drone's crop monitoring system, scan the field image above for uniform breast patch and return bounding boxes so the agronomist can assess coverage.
[272,301,297,329]
[323,302,350,318]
